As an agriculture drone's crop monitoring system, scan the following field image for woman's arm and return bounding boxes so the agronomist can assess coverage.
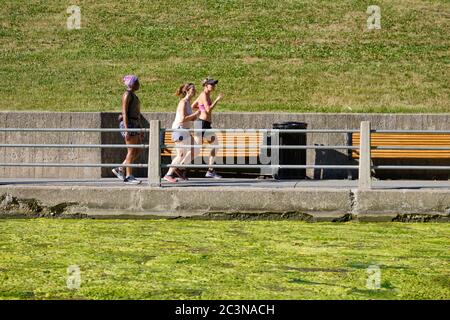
[178,100,200,122]
[204,93,223,112]
[191,98,199,110]
[133,97,141,126]
[122,92,131,137]
[209,93,223,111]
[184,110,200,122]
[137,99,144,139]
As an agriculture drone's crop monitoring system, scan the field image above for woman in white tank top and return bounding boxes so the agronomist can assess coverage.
[164,83,200,183]
[172,100,193,129]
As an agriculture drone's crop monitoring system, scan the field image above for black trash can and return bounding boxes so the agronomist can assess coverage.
[272,122,307,179]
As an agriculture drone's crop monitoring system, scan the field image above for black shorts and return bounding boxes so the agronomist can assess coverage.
[200,119,215,142]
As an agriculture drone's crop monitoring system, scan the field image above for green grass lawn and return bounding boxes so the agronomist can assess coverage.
[0,0,449,113]
[0,219,448,300]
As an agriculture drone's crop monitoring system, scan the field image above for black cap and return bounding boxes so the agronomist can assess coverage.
[204,78,219,86]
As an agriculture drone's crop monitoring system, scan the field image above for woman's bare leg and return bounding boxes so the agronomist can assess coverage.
[167,142,185,176]
[182,134,201,164]
[124,135,140,177]
[208,136,218,170]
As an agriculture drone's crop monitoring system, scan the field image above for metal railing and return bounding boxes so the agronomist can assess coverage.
[0,121,449,189]
[159,127,359,171]
[0,128,149,169]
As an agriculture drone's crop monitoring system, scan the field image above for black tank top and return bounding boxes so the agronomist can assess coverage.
[126,91,140,123]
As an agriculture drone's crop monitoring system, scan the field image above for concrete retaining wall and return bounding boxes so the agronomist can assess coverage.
[0,113,102,179]
[0,186,448,222]
[1,112,449,179]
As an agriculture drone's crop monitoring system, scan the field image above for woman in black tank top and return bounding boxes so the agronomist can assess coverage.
[112,75,143,185]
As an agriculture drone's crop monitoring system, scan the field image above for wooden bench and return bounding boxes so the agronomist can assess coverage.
[161,131,264,159]
[349,133,450,159]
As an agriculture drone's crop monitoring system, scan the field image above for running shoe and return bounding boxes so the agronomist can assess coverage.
[112,167,126,181]
[205,170,222,179]
[124,175,142,185]
[163,175,178,183]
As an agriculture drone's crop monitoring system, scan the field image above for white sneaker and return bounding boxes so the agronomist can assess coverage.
[124,175,142,185]
[205,170,222,179]
[112,167,125,181]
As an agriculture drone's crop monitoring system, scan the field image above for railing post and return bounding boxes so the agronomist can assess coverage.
[358,121,372,190]
[148,120,161,187]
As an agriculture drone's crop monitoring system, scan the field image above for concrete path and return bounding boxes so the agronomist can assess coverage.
[0,178,449,190]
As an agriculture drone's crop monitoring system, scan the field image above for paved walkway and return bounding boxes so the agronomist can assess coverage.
[1,178,449,190]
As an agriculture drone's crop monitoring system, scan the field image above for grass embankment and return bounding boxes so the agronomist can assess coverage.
[0,219,448,299]
[0,0,449,113]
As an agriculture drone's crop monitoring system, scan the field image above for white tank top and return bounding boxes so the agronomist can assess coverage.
[172,100,193,129]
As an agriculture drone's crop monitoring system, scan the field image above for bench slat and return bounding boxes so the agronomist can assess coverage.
[162,132,263,158]
[351,133,450,159]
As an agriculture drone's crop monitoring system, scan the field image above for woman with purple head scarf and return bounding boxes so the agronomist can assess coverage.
[112,75,143,185]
